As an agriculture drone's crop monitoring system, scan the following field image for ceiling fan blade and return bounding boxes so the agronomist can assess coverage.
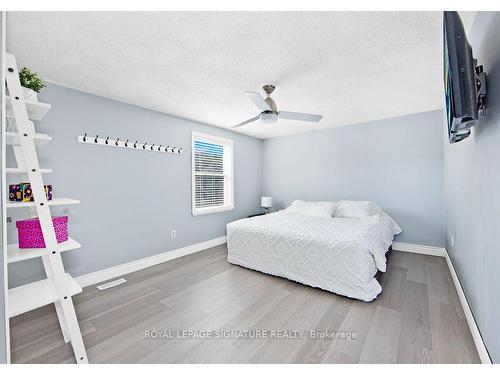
[279,111,323,123]
[232,115,260,128]
[245,91,271,111]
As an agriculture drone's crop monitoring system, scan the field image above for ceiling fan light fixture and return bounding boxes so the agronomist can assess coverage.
[260,111,278,123]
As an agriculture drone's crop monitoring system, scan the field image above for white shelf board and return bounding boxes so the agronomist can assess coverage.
[6,197,80,209]
[7,237,81,264]
[6,95,51,121]
[6,167,52,174]
[8,273,82,317]
[6,132,51,148]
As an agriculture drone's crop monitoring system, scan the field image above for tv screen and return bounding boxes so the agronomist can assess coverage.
[443,11,484,143]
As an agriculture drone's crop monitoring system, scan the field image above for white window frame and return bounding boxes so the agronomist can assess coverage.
[192,132,234,216]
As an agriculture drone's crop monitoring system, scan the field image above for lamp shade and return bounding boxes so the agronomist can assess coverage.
[261,196,273,208]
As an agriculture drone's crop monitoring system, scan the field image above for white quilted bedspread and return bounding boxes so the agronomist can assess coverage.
[226,211,401,301]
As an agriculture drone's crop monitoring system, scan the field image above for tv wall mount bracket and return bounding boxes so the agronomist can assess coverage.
[475,61,487,119]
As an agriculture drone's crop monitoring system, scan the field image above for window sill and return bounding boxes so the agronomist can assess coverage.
[192,205,235,216]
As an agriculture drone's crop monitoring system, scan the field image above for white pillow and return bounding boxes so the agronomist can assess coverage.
[286,200,338,218]
[380,211,403,235]
[335,200,382,218]
[308,201,338,218]
[285,200,311,214]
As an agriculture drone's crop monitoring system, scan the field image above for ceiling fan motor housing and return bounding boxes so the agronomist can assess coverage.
[262,84,276,95]
[260,111,278,123]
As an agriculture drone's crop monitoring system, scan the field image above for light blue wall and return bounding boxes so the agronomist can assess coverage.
[262,110,445,247]
[7,83,262,287]
[443,12,500,363]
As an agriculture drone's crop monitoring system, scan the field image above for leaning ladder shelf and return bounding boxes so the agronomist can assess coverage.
[4,53,88,363]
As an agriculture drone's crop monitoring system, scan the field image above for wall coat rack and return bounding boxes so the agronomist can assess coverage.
[77,134,183,154]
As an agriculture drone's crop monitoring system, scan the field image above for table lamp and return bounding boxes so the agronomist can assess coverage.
[261,196,273,214]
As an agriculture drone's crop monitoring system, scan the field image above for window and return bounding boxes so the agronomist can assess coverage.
[192,132,234,215]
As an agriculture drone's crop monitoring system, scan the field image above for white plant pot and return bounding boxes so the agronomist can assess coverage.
[21,87,38,102]
[5,86,38,133]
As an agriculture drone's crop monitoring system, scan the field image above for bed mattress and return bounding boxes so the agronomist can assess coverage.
[226,211,401,301]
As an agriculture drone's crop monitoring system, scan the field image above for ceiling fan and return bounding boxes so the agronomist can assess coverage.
[233,84,323,128]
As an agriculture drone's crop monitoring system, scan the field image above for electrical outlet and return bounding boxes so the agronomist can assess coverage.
[451,235,455,247]
[171,230,176,239]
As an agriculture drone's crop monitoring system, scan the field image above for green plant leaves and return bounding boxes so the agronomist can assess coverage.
[19,67,46,93]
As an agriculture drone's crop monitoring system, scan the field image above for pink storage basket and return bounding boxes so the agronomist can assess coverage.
[16,216,68,249]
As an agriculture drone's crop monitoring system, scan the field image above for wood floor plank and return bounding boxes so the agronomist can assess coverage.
[230,281,315,357]
[11,319,95,364]
[359,306,402,363]
[292,295,353,363]
[426,259,466,320]
[249,289,339,363]
[405,253,429,284]
[396,280,433,363]
[426,260,453,304]
[401,279,431,330]
[429,302,479,363]
[376,264,407,312]
[89,304,207,363]
[175,280,292,363]
[320,299,377,363]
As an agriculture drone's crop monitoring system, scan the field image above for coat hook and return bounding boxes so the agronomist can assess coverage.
[172,147,177,153]
[94,134,99,143]
[125,139,129,147]
[158,144,162,151]
[166,146,170,152]
[151,143,155,150]
[115,138,120,146]
[83,133,87,142]
[143,142,147,150]
[134,141,137,148]
[178,147,183,154]
[105,136,109,145]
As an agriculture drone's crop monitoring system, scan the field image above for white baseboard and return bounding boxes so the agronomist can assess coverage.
[392,241,491,364]
[392,241,446,257]
[444,250,492,364]
[76,236,227,288]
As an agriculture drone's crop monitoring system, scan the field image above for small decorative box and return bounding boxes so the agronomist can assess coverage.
[9,183,52,202]
[16,216,68,248]
[20,182,32,202]
[9,184,22,202]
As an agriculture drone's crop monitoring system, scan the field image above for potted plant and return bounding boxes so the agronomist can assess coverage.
[6,67,46,132]
[18,67,46,102]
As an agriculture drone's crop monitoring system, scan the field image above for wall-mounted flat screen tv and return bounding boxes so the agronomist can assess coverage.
[443,11,486,143]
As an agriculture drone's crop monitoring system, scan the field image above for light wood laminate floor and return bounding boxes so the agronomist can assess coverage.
[10,244,480,363]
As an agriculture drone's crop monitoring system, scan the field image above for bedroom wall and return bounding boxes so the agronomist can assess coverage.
[262,110,445,247]
[443,12,500,363]
[7,83,262,287]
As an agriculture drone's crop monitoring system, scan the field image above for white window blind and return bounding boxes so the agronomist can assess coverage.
[192,132,233,215]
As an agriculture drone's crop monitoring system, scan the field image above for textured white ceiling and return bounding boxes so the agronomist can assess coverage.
[6,11,477,139]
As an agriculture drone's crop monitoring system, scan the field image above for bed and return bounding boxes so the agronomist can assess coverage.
[226,201,402,301]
